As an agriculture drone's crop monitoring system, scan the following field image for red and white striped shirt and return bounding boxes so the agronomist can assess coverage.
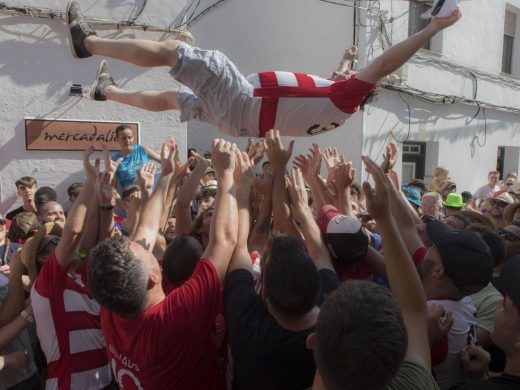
[31,253,112,390]
[247,71,375,137]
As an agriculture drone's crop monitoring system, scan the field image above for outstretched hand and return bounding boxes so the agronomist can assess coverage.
[263,130,295,173]
[212,139,237,175]
[362,156,392,220]
[430,9,462,32]
[287,168,311,223]
[160,138,177,176]
[83,146,101,181]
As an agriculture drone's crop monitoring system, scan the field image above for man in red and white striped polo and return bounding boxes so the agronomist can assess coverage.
[66,0,460,138]
[31,149,112,390]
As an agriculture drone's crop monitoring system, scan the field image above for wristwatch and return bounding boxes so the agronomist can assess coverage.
[20,310,34,324]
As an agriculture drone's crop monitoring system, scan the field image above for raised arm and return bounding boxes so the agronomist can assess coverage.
[363,156,430,368]
[227,150,256,274]
[55,146,97,268]
[175,155,210,236]
[287,168,334,272]
[143,146,161,163]
[248,172,273,254]
[132,139,176,251]
[264,130,301,238]
[357,11,461,84]
[202,139,238,282]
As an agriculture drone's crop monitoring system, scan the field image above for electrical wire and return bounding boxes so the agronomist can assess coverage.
[391,93,412,143]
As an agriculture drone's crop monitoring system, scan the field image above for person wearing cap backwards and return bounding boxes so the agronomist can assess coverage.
[419,221,495,389]
[451,256,520,390]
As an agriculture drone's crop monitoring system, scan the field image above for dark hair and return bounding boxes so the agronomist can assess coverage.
[191,206,214,237]
[467,223,506,266]
[449,212,471,229]
[121,185,140,201]
[314,281,407,390]
[15,176,37,189]
[115,124,132,137]
[35,186,57,208]
[88,236,149,317]
[195,186,217,202]
[360,83,381,111]
[162,235,203,286]
[67,182,84,197]
[36,201,63,217]
[264,235,321,318]
[407,179,427,195]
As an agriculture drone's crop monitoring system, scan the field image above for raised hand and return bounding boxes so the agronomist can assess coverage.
[362,156,392,220]
[332,161,356,194]
[211,139,237,175]
[160,138,177,176]
[101,144,122,183]
[234,149,256,191]
[430,9,462,32]
[97,172,114,206]
[137,163,156,192]
[381,143,398,174]
[83,145,100,181]
[287,168,311,222]
[263,130,294,173]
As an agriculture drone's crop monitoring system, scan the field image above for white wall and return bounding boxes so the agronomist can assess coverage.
[0,0,187,212]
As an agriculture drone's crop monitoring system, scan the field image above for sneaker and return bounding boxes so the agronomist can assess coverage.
[90,60,117,101]
[420,0,459,19]
[66,0,97,58]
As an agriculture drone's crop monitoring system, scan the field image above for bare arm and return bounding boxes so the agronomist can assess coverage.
[264,130,301,238]
[133,140,176,251]
[248,173,273,254]
[55,147,97,268]
[357,11,461,84]
[287,168,334,271]
[202,140,238,282]
[0,251,25,326]
[175,156,210,236]
[227,150,256,274]
[143,146,161,163]
[0,308,33,350]
[363,156,430,368]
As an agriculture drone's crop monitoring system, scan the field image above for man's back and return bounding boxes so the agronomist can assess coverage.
[101,260,220,389]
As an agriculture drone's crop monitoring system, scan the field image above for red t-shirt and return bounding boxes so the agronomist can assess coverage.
[101,259,221,389]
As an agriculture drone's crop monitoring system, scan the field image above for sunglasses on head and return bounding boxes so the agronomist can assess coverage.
[37,237,60,256]
[497,228,520,242]
[489,199,508,208]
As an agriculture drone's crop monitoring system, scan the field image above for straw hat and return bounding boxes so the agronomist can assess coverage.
[460,210,496,230]
[504,202,520,226]
[21,222,63,283]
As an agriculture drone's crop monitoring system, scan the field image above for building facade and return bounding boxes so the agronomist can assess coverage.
[0,0,519,212]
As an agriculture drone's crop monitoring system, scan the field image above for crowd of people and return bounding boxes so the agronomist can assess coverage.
[2,0,520,389]
[1,128,520,390]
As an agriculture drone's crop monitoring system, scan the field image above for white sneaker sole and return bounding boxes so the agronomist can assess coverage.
[90,60,109,100]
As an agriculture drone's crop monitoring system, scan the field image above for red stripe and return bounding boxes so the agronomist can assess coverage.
[253,85,330,98]
[294,73,316,88]
[48,294,72,390]
[71,349,109,373]
[67,311,101,331]
[258,72,278,88]
[258,72,279,138]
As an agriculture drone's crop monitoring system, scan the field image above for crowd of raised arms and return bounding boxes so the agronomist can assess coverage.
[0,128,519,390]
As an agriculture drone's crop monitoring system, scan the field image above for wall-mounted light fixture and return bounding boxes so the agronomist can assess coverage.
[69,83,84,97]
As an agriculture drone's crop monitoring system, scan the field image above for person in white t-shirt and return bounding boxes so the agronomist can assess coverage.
[65,0,461,138]
[471,171,500,209]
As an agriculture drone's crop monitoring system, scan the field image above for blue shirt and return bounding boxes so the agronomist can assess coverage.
[112,145,149,189]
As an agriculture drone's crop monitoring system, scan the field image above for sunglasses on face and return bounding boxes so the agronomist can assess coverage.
[0,219,6,226]
[37,237,60,256]
[497,228,520,242]
[489,199,508,208]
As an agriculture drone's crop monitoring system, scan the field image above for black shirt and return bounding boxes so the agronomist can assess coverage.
[224,268,339,390]
[5,206,25,221]
[452,374,520,390]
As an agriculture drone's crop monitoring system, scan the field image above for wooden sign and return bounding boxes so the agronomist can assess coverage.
[25,118,139,151]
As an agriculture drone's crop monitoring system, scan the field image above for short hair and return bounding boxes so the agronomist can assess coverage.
[264,235,321,318]
[433,166,449,177]
[191,206,214,237]
[121,185,140,201]
[422,191,443,203]
[488,171,500,177]
[15,176,37,189]
[35,186,57,208]
[314,281,407,390]
[37,201,62,217]
[88,236,149,317]
[195,186,217,202]
[360,83,381,111]
[115,124,132,137]
[67,182,84,197]
[467,223,506,266]
[162,235,203,286]
[448,212,471,229]
[8,212,40,242]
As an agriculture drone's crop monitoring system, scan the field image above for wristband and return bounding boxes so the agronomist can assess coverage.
[100,204,114,211]
[20,310,34,324]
